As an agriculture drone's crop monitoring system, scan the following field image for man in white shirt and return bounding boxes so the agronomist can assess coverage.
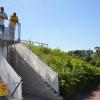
[0,7,8,37]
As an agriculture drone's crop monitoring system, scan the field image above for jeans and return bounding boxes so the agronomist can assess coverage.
[9,24,15,40]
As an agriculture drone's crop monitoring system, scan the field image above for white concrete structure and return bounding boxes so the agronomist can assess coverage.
[15,43,59,93]
[0,56,22,99]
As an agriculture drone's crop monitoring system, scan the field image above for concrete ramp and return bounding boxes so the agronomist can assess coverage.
[9,43,63,100]
[15,43,59,93]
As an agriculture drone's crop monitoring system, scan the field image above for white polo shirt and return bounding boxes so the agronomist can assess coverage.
[0,12,7,25]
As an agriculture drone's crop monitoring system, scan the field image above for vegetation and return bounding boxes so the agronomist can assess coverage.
[68,48,100,67]
[27,43,100,98]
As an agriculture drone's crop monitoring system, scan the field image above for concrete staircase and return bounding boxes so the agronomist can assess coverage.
[8,46,63,100]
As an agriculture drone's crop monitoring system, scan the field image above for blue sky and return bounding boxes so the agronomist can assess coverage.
[0,0,100,51]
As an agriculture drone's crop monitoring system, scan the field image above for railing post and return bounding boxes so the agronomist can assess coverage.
[18,23,21,42]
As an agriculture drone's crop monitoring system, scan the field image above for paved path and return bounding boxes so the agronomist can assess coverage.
[90,86,100,100]
[71,85,100,100]
[23,94,52,100]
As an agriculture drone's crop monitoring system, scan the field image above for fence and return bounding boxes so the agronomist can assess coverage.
[0,23,21,42]
[21,40,48,47]
[0,55,22,99]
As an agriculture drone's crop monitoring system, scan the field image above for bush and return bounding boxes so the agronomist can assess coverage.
[27,44,100,98]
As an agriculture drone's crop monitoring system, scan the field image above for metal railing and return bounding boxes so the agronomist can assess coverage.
[0,23,21,42]
[21,40,48,47]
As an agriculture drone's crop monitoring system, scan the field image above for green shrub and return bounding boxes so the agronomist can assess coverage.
[27,44,100,98]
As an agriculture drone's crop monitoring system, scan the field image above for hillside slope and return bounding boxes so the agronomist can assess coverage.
[27,44,100,98]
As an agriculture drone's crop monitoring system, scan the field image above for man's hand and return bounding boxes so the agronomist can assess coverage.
[0,16,8,19]
[0,16,4,19]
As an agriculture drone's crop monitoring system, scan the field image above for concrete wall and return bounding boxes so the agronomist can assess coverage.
[15,43,59,93]
[0,56,22,99]
[0,46,7,59]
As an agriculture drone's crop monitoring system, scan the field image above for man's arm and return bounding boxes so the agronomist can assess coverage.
[0,13,3,18]
[4,14,8,20]
[2,13,8,20]
[17,19,19,24]
[17,17,19,24]
[3,16,8,19]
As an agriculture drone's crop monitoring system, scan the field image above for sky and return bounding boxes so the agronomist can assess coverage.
[0,0,100,51]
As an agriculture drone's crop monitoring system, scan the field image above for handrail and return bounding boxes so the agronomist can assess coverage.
[0,23,21,42]
[21,40,48,47]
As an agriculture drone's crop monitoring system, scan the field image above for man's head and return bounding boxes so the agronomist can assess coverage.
[13,12,16,16]
[0,7,4,13]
